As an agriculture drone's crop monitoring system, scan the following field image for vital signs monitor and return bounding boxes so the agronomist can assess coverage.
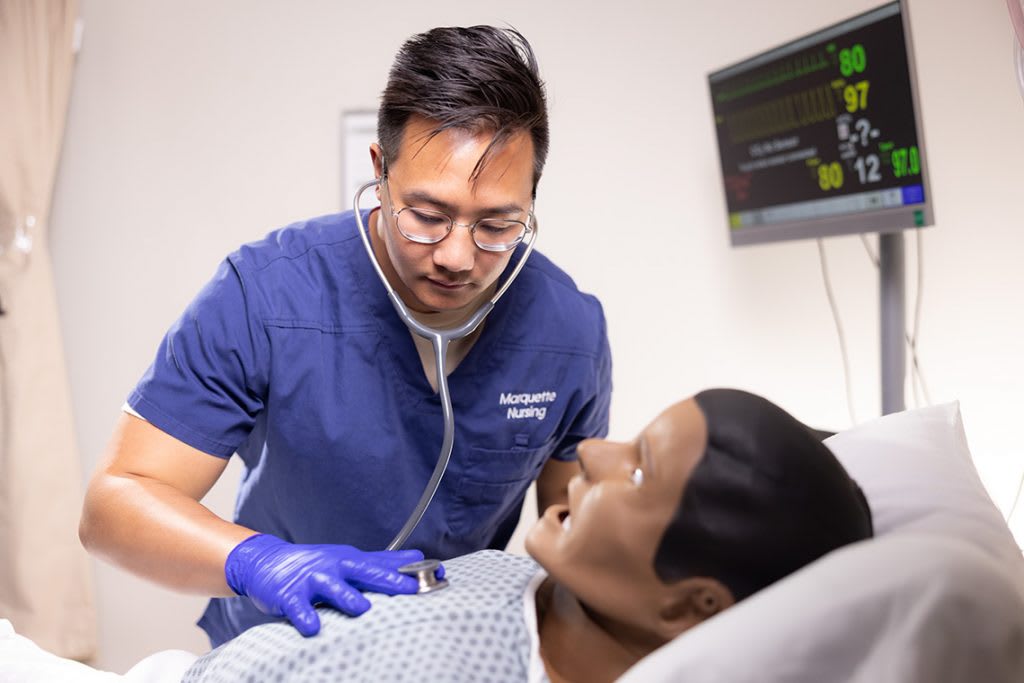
[708,0,933,246]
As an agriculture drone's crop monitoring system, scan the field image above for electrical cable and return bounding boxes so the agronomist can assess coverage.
[1017,35,1024,103]
[908,229,932,406]
[860,229,1021,524]
[859,231,932,408]
[859,233,879,267]
[817,239,857,425]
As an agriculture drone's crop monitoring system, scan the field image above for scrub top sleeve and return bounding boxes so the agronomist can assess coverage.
[127,258,269,458]
[551,305,613,461]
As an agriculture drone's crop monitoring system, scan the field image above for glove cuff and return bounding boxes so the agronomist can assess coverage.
[224,533,283,596]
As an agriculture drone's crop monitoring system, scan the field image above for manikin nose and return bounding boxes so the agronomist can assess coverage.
[578,439,616,474]
[577,439,638,483]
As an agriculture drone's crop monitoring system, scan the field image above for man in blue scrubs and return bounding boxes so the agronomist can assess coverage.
[80,26,611,647]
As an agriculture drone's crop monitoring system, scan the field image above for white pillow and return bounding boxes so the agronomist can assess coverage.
[619,402,1024,683]
[828,401,1023,571]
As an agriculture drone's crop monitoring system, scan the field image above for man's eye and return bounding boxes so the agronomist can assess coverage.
[477,220,517,236]
[409,209,449,226]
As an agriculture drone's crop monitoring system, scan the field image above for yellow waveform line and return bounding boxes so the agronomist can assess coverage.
[725,83,838,145]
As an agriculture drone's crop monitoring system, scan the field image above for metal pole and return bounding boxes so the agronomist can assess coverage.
[879,231,906,414]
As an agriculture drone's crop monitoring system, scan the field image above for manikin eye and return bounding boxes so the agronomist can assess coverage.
[630,466,644,487]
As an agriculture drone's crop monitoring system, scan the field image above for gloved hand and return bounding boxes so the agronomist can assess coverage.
[224,533,432,636]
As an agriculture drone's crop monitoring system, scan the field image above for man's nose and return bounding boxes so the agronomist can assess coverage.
[432,224,477,273]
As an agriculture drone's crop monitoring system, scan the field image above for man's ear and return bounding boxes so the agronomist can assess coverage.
[656,577,735,639]
[370,143,385,178]
[369,143,385,201]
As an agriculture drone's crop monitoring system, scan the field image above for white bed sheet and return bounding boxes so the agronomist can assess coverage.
[0,619,196,683]
[619,402,1024,683]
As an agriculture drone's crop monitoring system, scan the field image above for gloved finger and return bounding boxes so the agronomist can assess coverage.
[361,549,424,568]
[434,563,446,580]
[344,562,420,595]
[311,573,372,616]
[280,594,321,637]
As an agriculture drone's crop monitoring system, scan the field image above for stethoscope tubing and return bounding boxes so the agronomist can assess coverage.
[353,179,537,550]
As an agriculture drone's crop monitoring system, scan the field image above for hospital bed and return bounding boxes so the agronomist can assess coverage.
[3,402,1023,682]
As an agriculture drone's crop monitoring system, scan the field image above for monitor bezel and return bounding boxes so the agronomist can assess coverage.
[708,0,934,247]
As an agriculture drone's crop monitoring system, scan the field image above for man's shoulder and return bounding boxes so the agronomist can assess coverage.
[509,251,608,351]
[520,250,591,300]
[228,211,360,275]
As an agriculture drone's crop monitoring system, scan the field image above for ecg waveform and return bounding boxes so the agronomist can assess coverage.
[725,83,837,144]
[714,49,833,104]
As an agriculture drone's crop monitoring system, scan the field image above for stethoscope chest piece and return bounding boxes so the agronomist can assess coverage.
[398,558,450,594]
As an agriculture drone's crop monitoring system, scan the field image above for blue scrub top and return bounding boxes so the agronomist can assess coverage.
[128,210,611,645]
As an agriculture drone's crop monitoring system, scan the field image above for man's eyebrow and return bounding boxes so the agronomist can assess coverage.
[401,189,524,216]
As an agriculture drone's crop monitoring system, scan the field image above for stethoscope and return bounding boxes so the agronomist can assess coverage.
[353,178,538,554]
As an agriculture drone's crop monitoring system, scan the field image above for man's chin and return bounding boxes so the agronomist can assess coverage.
[413,297,473,314]
[411,284,481,313]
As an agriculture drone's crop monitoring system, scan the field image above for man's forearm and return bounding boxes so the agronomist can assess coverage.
[80,472,256,596]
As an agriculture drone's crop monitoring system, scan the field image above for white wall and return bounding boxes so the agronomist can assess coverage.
[48,0,1023,673]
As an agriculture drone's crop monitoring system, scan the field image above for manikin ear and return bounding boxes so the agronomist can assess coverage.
[656,577,736,639]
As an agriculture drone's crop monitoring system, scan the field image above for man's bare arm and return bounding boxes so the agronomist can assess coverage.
[80,412,257,595]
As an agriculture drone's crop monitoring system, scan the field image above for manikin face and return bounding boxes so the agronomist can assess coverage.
[369,116,535,314]
[525,398,714,632]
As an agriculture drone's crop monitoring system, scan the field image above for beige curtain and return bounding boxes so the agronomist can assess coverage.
[0,0,97,660]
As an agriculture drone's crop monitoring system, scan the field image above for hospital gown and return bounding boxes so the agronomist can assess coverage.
[183,551,549,683]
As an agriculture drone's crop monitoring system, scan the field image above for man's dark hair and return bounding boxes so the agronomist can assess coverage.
[378,26,549,193]
[653,389,874,601]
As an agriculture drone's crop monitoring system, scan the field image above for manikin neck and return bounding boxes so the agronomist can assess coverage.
[535,579,668,683]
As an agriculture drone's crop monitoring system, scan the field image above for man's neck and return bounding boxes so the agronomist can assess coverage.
[536,579,664,683]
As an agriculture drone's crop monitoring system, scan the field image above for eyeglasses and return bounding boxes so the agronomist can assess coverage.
[382,176,533,253]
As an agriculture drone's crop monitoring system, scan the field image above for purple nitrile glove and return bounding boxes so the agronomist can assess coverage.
[224,534,426,637]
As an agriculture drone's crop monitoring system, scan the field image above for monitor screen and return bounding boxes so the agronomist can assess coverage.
[708,0,933,246]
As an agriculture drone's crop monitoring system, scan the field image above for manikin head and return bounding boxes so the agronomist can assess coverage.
[367,27,548,314]
[526,388,874,641]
